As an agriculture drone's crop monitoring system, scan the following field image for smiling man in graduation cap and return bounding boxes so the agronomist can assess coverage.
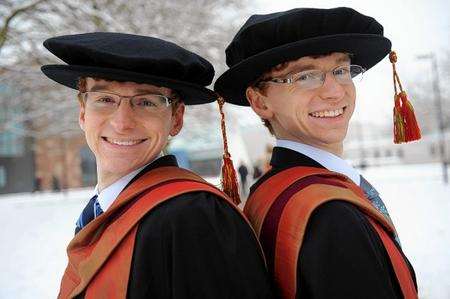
[215,7,419,299]
[41,32,272,299]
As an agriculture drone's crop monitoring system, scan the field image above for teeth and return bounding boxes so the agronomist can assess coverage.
[310,108,344,118]
[106,138,143,146]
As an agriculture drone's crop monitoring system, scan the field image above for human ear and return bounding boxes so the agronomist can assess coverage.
[78,98,86,131]
[246,86,274,120]
[169,103,185,136]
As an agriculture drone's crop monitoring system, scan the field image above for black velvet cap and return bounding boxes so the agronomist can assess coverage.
[214,7,392,106]
[41,32,216,105]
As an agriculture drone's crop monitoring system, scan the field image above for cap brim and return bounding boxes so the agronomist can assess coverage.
[214,34,391,106]
[41,64,217,105]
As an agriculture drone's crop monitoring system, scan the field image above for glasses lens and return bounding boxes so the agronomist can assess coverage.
[349,65,365,81]
[85,92,119,111]
[333,65,365,84]
[294,70,324,90]
[132,94,170,113]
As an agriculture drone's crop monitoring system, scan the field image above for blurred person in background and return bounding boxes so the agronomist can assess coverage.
[238,162,249,196]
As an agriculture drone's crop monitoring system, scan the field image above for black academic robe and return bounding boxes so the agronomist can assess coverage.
[76,155,273,299]
[251,147,417,299]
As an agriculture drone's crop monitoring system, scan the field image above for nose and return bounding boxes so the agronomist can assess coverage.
[319,72,346,101]
[109,99,137,131]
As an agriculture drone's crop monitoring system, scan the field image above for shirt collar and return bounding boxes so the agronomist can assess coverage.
[276,139,361,185]
[95,156,159,212]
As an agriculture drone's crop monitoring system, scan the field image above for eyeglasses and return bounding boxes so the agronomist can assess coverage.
[80,91,175,116]
[259,64,366,90]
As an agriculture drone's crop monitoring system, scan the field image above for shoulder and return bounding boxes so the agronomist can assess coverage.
[151,190,238,218]
[132,189,264,261]
[297,202,403,298]
[301,200,388,265]
[136,190,249,237]
[306,200,377,242]
[312,200,368,224]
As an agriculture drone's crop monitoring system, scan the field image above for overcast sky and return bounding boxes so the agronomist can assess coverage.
[229,0,449,126]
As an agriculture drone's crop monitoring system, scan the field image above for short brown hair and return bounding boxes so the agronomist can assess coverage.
[77,77,182,114]
[248,62,290,135]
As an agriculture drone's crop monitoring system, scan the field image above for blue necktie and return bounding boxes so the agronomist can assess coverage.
[75,195,103,234]
[359,175,401,246]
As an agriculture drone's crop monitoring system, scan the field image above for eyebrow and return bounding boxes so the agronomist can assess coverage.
[288,64,317,73]
[336,56,351,63]
[89,84,109,92]
[135,88,162,94]
[286,56,352,74]
[89,85,164,95]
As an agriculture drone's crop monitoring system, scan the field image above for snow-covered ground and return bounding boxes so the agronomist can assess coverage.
[360,164,450,299]
[0,164,449,299]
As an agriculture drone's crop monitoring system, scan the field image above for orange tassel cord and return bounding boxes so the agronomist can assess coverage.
[217,96,241,205]
[389,51,421,143]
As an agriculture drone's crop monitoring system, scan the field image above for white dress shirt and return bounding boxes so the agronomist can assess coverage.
[276,139,361,185]
[90,158,158,212]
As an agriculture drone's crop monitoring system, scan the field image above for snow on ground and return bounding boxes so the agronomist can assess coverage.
[360,163,450,299]
[0,164,449,299]
[0,189,90,299]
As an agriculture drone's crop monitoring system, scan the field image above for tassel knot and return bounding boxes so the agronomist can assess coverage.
[389,51,398,64]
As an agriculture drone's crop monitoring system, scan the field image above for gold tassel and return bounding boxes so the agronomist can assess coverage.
[217,97,241,205]
[389,51,421,143]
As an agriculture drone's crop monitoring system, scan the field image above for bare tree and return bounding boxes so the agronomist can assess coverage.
[0,0,248,140]
[409,50,450,135]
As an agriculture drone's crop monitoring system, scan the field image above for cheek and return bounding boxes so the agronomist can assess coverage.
[82,114,102,141]
[144,114,173,138]
[347,87,356,114]
[268,92,310,123]
[347,84,356,102]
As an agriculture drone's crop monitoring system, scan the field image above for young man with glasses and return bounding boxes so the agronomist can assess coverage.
[215,7,418,299]
[41,32,272,299]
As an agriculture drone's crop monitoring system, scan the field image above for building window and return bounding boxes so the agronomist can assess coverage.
[0,85,24,157]
[0,131,24,156]
[0,166,6,188]
[80,147,96,186]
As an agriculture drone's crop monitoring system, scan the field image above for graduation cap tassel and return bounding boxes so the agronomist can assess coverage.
[389,51,421,143]
[217,97,241,205]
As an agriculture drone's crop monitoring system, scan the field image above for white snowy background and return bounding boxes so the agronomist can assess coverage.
[0,163,449,299]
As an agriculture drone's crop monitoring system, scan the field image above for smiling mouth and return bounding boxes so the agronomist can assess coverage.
[309,107,346,118]
[102,137,147,146]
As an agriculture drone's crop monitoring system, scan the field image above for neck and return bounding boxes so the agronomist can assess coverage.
[97,172,123,193]
[96,167,138,193]
[325,143,343,157]
[277,136,344,157]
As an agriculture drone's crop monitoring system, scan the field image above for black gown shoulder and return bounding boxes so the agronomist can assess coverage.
[297,200,408,299]
[128,191,274,299]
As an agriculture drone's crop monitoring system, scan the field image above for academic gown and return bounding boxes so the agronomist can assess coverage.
[251,147,417,299]
[75,155,273,299]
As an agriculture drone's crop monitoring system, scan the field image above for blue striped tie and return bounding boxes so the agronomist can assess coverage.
[75,195,103,234]
[359,175,401,246]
